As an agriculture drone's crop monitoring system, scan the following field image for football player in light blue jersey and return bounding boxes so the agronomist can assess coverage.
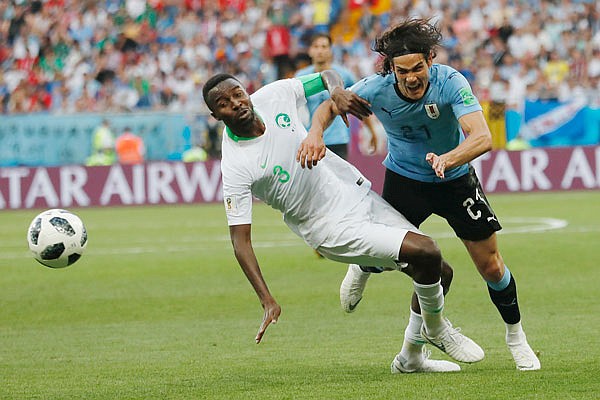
[295,33,378,160]
[315,19,540,371]
[350,64,478,182]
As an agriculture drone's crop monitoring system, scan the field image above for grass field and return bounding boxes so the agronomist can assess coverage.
[1,191,600,399]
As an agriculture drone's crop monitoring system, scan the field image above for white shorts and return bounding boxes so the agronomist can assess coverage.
[316,191,423,268]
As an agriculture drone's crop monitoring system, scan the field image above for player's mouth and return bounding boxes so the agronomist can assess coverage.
[238,108,251,118]
[404,82,423,97]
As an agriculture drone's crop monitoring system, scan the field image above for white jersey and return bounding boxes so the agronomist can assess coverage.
[221,78,371,248]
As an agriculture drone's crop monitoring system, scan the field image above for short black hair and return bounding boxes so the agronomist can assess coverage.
[202,73,240,105]
[373,18,442,76]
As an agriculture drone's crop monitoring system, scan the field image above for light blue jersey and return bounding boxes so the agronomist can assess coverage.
[295,65,356,145]
[350,64,482,182]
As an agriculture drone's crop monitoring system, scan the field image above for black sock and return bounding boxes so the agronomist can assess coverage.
[488,275,521,324]
[359,266,384,273]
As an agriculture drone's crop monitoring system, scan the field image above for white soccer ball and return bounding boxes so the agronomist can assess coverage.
[27,209,88,268]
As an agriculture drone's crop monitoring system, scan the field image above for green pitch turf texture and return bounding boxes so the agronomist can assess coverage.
[1,191,599,399]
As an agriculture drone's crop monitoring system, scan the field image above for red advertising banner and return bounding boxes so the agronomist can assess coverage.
[0,161,222,210]
[1,147,599,210]
[350,146,600,194]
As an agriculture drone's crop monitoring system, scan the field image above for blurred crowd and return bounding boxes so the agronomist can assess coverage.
[1,0,600,117]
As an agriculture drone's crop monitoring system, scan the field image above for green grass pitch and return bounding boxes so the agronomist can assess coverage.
[1,191,600,399]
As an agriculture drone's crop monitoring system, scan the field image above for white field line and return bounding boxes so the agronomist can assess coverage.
[3,217,597,261]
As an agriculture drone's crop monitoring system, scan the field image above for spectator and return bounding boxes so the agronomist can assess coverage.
[0,0,597,119]
[115,126,145,164]
[86,118,116,166]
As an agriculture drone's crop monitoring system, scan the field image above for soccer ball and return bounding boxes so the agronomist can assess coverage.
[27,209,88,268]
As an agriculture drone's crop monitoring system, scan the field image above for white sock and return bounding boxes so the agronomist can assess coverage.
[399,310,426,364]
[506,321,526,344]
[414,280,445,337]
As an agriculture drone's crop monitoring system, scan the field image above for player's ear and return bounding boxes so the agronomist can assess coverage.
[426,52,434,67]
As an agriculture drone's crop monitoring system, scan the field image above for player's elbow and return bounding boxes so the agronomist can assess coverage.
[483,137,493,152]
[478,131,493,153]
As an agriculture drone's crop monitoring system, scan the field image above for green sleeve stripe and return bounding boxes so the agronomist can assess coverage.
[298,73,326,97]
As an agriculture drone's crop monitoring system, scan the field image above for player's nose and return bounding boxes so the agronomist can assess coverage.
[231,98,242,109]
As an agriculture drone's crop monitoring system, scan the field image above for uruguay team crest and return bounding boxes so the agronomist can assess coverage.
[425,103,440,119]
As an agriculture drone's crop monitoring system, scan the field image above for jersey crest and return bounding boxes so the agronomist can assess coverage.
[275,113,291,128]
[425,103,440,119]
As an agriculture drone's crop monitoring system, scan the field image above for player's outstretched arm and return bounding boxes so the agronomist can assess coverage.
[229,224,281,343]
[320,70,372,125]
[426,111,492,179]
[296,100,335,169]
[362,115,379,154]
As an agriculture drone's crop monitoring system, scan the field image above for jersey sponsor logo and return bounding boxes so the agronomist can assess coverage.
[273,165,290,183]
[260,155,268,169]
[381,107,394,118]
[459,87,476,106]
[425,103,440,119]
[224,195,238,214]
[275,113,291,128]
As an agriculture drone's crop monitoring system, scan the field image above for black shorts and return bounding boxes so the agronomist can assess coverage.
[326,143,348,160]
[381,166,502,241]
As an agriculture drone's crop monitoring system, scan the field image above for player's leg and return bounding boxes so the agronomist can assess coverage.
[319,193,483,365]
[403,259,454,313]
[325,143,349,160]
[340,168,435,313]
[463,235,541,370]
[378,169,462,360]
[380,168,458,300]
[398,230,484,364]
[443,166,540,370]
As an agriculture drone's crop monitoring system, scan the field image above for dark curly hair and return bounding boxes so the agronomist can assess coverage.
[373,18,442,76]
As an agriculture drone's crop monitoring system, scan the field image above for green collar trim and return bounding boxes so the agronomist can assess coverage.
[225,111,264,142]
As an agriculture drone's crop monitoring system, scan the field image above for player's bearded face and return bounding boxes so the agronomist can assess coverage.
[392,53,433,100]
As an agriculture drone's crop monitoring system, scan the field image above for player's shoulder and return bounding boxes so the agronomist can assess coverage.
[352,73,393,92]
[252,79,298,103]
[430,64,468,87]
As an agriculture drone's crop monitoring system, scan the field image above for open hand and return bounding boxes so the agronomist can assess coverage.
[425,152,447,179]
[255,300,281,344]
[297,132,326,169]
[368,132,378,155]
[330,88,372,126]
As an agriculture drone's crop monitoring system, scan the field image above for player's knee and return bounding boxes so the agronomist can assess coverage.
[479,257,504,282]
[415,237,442,273]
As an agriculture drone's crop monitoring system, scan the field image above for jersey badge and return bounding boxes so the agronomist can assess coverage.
[425,103,440,119]
[224,195,238,214]
[459,87,476,106]
[275,113,291,128]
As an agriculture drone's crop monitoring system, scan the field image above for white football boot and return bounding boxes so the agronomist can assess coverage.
[339,264,371,313]
[420,319,485,363]
[391,348,461,373]
[507,332,541,371]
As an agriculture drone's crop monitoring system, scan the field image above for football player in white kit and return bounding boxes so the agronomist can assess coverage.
[202,71,484,373]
